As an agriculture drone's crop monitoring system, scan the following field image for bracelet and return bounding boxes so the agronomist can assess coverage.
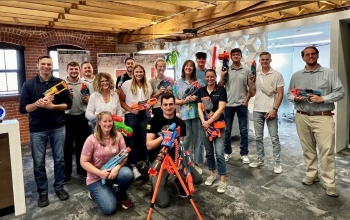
[273,107,278,112]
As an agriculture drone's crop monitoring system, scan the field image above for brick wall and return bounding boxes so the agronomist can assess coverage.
[0,24,118,143]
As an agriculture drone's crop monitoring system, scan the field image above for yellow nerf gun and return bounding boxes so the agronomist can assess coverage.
[43,81,68,96]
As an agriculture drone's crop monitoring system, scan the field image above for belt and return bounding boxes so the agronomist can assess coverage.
[296,110,334,116]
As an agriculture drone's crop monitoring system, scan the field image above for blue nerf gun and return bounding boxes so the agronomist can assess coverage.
[182,81,201,100]
[178,141,194,193]
[80,82,90,96]
[100,147,131,185]
[291,88,321,97]
[148,122,180,177]
[157,77,173,90]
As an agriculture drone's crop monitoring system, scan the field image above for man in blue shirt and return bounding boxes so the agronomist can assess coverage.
[195,52,207,85]
[19,56,72,207]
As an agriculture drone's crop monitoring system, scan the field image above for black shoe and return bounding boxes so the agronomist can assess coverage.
[77,171,87,179]
[38,194,49,207]
[55,189,70,201]
[63,176,71,185]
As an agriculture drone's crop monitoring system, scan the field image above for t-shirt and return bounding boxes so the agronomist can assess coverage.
[146,115,186,163]
[197,85,227,121]
[149,77,173,109]
[196,68,207,86]
[64,77,87,115]
[116,72,132,89]
[81,133,126,185]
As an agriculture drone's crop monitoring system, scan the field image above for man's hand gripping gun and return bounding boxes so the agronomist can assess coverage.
[112,114,133,137]
[148,123,180,177]
[291,88,321,102]
[182,81,201,100]
[157,77,173,90]
[218,51,230,83]
[100,147,131,185]
[201,97,226,141]
[130,98,157,117]
[80,83,90,96]
[43,81,68,96]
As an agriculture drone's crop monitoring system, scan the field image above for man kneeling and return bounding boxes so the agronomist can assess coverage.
[146,93,203,208]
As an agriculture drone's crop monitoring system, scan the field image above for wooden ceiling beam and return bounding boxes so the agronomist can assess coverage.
[54,19,130,31]
[301,2,321,11]
[0,6,58,18]
[112,1,186,13]
[22,1,72,8]
[280,7,304,16]
[159,1,209,8]
[0,16,49,26]
[52,22,123,33]
[0,12,55,22]
[263,12,283,19]
[0,1,65,13]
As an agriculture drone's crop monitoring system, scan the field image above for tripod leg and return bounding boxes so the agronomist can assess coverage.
[147,157,167,220]
[168,156,203,220]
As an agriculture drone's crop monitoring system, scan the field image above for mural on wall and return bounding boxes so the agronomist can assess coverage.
[174,33,266,79]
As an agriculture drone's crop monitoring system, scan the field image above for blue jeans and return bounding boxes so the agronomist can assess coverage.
[125,111,149,166]
[87,166,134,215]
[224,105,249,155]
[183,118,205,164]
[203,128,226,175]
[253,111,281,163]
[89,118,96,134]
[30,125,66,195]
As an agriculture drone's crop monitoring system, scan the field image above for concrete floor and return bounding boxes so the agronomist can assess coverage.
[2,121,350,220]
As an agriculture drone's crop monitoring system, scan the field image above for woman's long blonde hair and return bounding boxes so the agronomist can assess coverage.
[93,72,115,92]
[130,64,149,95]
[94,111,118,146]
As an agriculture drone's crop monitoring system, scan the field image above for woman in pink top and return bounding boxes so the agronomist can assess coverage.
[80,111,133,215]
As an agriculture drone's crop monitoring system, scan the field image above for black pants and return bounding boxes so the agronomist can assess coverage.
[64,113,90,177]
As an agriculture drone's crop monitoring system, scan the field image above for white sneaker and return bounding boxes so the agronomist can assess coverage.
[249,159,264,168]
[241,155,250,164]
[193,164,203,175]
[217,181,227,193]
[274,163,283,174]
[224,153,231,162]
[132,167,142,180]
[205,175,216,186]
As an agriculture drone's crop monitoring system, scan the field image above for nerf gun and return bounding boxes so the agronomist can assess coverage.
[148,122,180,177]
[80,82,90,96]
[43,81,68,96]
[182,81,201,100]
[201,97,226,141]
[251,60,256,82]
[218,51,230,83]
[178,141,194,193]
[100,147,131,185]
[112,114,133,137]
[157,77,173,90]
[130,98,157,117]
[117,75,124,89]
[291,88,321,103]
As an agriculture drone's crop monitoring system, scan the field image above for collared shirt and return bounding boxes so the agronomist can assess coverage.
[287,65,345,113]
[254,68,285,112]
[64,77,87,115]
[81,76,95,94]
[225,65,250,107]
[196,68,207,86]
[38,74,53,83]
[197,85,227,121]
[172,78,205,120]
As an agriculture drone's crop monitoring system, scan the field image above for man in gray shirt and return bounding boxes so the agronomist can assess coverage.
[287,46,345,197]
[219,48,251,163]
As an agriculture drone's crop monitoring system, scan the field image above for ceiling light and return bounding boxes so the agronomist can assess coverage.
[268,39,330,48]
[138,22,171,55]
[269,32,323,40]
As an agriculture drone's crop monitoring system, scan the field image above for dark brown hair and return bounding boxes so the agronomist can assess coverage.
[301,46,319,57]
[67,61,80,70]
[181,60,197,81]
[38,55,52,63]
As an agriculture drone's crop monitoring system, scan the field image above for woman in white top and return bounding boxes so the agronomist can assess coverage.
[85,72,123,132]
[119,64,153,180]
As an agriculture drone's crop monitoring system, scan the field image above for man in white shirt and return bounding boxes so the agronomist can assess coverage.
[248,52,284,174]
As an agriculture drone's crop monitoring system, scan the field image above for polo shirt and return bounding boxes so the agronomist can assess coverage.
[197,85,227,121]
[225,65,250,107]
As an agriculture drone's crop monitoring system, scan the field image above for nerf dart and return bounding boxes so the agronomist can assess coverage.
[43,81,67,96]
[157,77,173,90]
[80,82,90,96]
[100,147,131,185]
[182,81,201,100]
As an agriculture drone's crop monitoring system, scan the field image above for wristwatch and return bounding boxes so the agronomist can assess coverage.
[273,107,278,112]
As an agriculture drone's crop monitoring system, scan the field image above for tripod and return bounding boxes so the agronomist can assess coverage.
[147,153,203,220]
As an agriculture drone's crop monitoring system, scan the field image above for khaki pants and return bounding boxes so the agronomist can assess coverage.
[295,113,336,187]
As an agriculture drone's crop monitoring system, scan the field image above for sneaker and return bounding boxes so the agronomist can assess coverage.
[241,155,250,164]
[193,164,203,175]
[132,167,142,180]
[77,172,87,179]
[302,176,320,185]
[249,159,264,168]
[205,175,216,186]
[63,175,71,185]
[273,163,283,174]
[224,153,231,162]
[38,194,49,207]
[120,198,133,209]
[55,189,70,201]
[87,191,95,201]
[323,185,339,197]
[217,181,227,193]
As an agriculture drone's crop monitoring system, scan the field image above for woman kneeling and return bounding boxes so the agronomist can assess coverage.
[80,111,134,215]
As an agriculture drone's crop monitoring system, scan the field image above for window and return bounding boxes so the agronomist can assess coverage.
[47,45,83,78]
[164,64,175,80]
[0,43,25,95]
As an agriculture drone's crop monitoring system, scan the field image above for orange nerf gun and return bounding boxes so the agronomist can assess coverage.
[130,97,157,117]
[201,96,226,141]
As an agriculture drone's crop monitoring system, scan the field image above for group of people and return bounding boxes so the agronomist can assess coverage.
[18,45,344,215]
